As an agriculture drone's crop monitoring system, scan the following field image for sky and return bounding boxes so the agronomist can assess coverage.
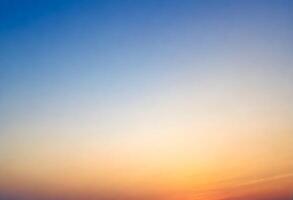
[0,0,293,200]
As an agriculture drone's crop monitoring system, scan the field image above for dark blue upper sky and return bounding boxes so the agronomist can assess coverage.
[0,0,292,127]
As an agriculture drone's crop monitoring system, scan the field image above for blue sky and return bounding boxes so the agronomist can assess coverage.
[1,0,292,115]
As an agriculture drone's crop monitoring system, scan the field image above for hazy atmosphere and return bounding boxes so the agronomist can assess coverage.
[0,0,292,199]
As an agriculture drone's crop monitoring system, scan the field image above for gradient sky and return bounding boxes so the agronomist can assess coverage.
[0,0,293,200]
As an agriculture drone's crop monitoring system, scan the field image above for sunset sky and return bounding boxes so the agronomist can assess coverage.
[0,0,292,200]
